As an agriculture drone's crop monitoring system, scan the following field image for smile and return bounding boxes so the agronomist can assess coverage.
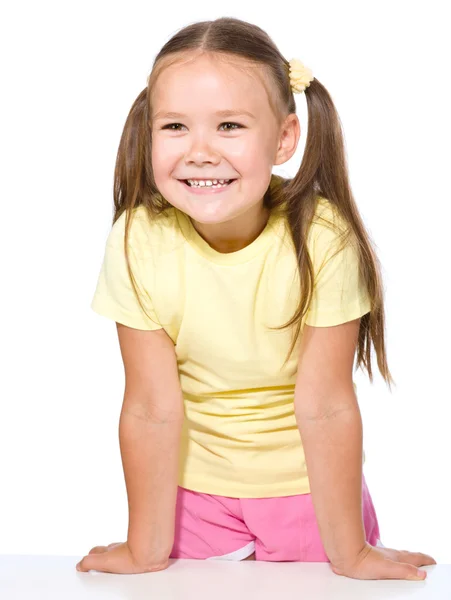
[179,179,237,194]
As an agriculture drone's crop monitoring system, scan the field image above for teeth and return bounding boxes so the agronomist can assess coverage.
[187,179,231,187]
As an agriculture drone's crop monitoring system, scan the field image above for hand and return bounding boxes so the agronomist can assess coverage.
[75,541,170,574]
[331,542,437,581]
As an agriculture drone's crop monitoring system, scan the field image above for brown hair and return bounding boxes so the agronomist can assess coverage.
[111,16,394,389]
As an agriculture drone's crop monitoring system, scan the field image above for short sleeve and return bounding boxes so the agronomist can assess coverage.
[91,212,163,331]
[304,200,372,327]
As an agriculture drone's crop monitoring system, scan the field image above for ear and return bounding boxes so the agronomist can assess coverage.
[273,113,300,166]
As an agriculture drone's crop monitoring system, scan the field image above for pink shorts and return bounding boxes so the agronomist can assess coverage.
[170,472,383,561]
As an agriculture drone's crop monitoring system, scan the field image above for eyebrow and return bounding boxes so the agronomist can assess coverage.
[152,109,256,121]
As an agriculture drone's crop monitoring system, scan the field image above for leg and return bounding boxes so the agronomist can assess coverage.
[240,472,381,562]
[170,486,255,560]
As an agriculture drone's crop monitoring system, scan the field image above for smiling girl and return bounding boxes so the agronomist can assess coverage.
[79,17,436,581]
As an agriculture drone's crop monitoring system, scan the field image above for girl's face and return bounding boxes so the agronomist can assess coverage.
[150,53,299,242]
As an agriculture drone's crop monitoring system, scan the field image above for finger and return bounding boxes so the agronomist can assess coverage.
[385,560,427,581]
[398,551,437,568]
[414,553,437,566]
[88,545,109,554]
[87,542,122,555]
[409,553,437,567]
[76,552,113,574]
[107,542,123,551]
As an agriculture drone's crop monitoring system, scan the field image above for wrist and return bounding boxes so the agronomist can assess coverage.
[330,541,371,569]
[127,541,171,567]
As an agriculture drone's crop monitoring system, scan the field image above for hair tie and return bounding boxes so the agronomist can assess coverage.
[288,58,314,94]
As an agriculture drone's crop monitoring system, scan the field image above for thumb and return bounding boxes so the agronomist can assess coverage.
[387,561,427,581]
[76,553,106,573]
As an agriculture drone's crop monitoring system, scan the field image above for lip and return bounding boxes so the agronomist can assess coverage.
[179,179,237,194]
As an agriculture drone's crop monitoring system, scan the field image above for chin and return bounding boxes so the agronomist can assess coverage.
[189,204,245,224]
[187,212,231,225]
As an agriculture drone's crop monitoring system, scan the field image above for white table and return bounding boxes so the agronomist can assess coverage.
[0,555,449,599]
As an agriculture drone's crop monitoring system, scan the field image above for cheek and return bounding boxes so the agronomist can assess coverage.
[231,150,273,179]
[227,133,274,167]
[151,139,175,181]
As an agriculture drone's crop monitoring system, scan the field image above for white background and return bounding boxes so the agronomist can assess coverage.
[1,0,449,564]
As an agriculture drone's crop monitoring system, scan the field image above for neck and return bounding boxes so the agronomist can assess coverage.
[190,202,270,253]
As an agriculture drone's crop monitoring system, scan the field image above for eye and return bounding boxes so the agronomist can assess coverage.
[160,122,244,131]
[161,123,185,131]
[219,122,243,131]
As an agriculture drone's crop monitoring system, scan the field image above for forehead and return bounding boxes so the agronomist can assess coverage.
[150,53,274,119]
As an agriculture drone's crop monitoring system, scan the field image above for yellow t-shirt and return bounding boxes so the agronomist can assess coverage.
[91,195,371,498]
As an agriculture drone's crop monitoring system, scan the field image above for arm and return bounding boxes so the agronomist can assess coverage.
[116,323,185,566]
[294,318,366,568]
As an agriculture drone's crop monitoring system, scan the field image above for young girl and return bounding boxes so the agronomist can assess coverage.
[77,17,436,580]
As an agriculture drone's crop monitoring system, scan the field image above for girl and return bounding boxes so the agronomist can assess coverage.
[77,17,436,580]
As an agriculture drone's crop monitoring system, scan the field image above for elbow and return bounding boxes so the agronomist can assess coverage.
[294,386,359,422]
[295,405,359,422]
[122,394,185,425]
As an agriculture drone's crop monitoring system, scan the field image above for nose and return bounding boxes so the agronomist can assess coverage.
[184,132,220,166]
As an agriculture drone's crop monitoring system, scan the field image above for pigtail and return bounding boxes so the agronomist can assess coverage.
[109,87,167,329]
[112,88,168,226]
[274,78,394,389]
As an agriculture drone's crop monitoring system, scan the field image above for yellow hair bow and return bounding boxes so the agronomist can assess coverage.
[288,58,314,94]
